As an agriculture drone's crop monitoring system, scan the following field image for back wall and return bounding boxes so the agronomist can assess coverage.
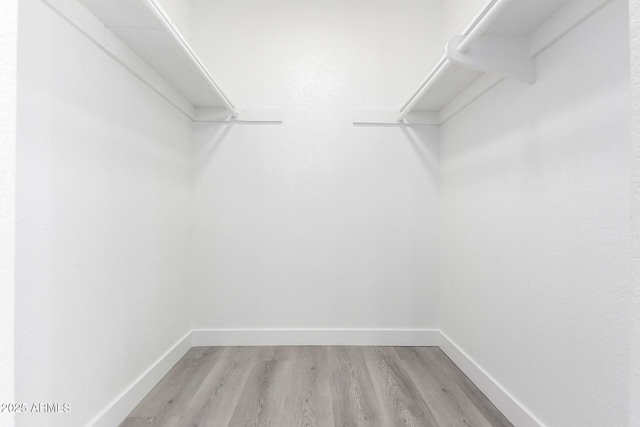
[190,0,444,332]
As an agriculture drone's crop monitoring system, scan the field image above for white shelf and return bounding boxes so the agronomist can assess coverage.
[79,0,236,112]
[355,0,614,126]
[42,0,282,123]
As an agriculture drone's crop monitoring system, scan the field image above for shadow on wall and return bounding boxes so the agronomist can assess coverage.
[193,121,288,179]
[438,75,628,194]
[401,126,439,184]
[192,123,233,179]
[348,122,439,182]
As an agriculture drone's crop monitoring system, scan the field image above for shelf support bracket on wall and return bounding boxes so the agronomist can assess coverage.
[194,107,283,123]
[446,35,536,84]
[352,110,438,126]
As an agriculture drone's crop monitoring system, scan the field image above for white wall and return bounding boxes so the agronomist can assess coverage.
[15,0,193,425]
[190,0,442,332]
[629,0,640,425]
[0,0,17,426]
[439,1,632,426]
[12,0,639,425]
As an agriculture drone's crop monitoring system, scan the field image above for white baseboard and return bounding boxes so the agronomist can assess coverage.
[88,329,544,427]
[191,328,440,347]
[88,331,193,427]
[438,331,544,427]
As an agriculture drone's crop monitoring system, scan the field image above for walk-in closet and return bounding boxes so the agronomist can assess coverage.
[2,0,639,425]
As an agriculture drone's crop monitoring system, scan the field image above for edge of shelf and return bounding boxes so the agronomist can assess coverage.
[76,0,238,115]
[137,0,239,115]
[41,0,196,119]
[194,108,283,123]
[352,110,438,126]
[43,0,284,124]
[388,0,612,127]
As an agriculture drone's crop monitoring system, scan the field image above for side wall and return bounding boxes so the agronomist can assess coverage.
[629,0,640,424]
[0,0,17,426]
[439,1,632,426]
[190,0,443,336]
[16,1,193,425]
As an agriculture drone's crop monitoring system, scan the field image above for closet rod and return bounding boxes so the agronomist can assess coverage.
[458,0,512,52]
[395,0,514,122]
[144,0,239,117]
[396,58,452,121]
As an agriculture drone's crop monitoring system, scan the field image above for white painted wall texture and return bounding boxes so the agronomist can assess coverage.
[15,0,193,425]
[439,1,632,426]
[12,0,640,425]
[190,0,442,332]
[0,0,17,426]
[629,0,640,425]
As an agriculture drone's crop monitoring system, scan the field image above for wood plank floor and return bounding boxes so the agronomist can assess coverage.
[120,346,513,427]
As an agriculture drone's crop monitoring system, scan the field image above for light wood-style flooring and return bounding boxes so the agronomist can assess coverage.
[120,346,512,427]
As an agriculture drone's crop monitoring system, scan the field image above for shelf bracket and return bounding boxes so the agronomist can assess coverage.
[194,107,283,123]
[352,110,438,126]
[446,35,536,84]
